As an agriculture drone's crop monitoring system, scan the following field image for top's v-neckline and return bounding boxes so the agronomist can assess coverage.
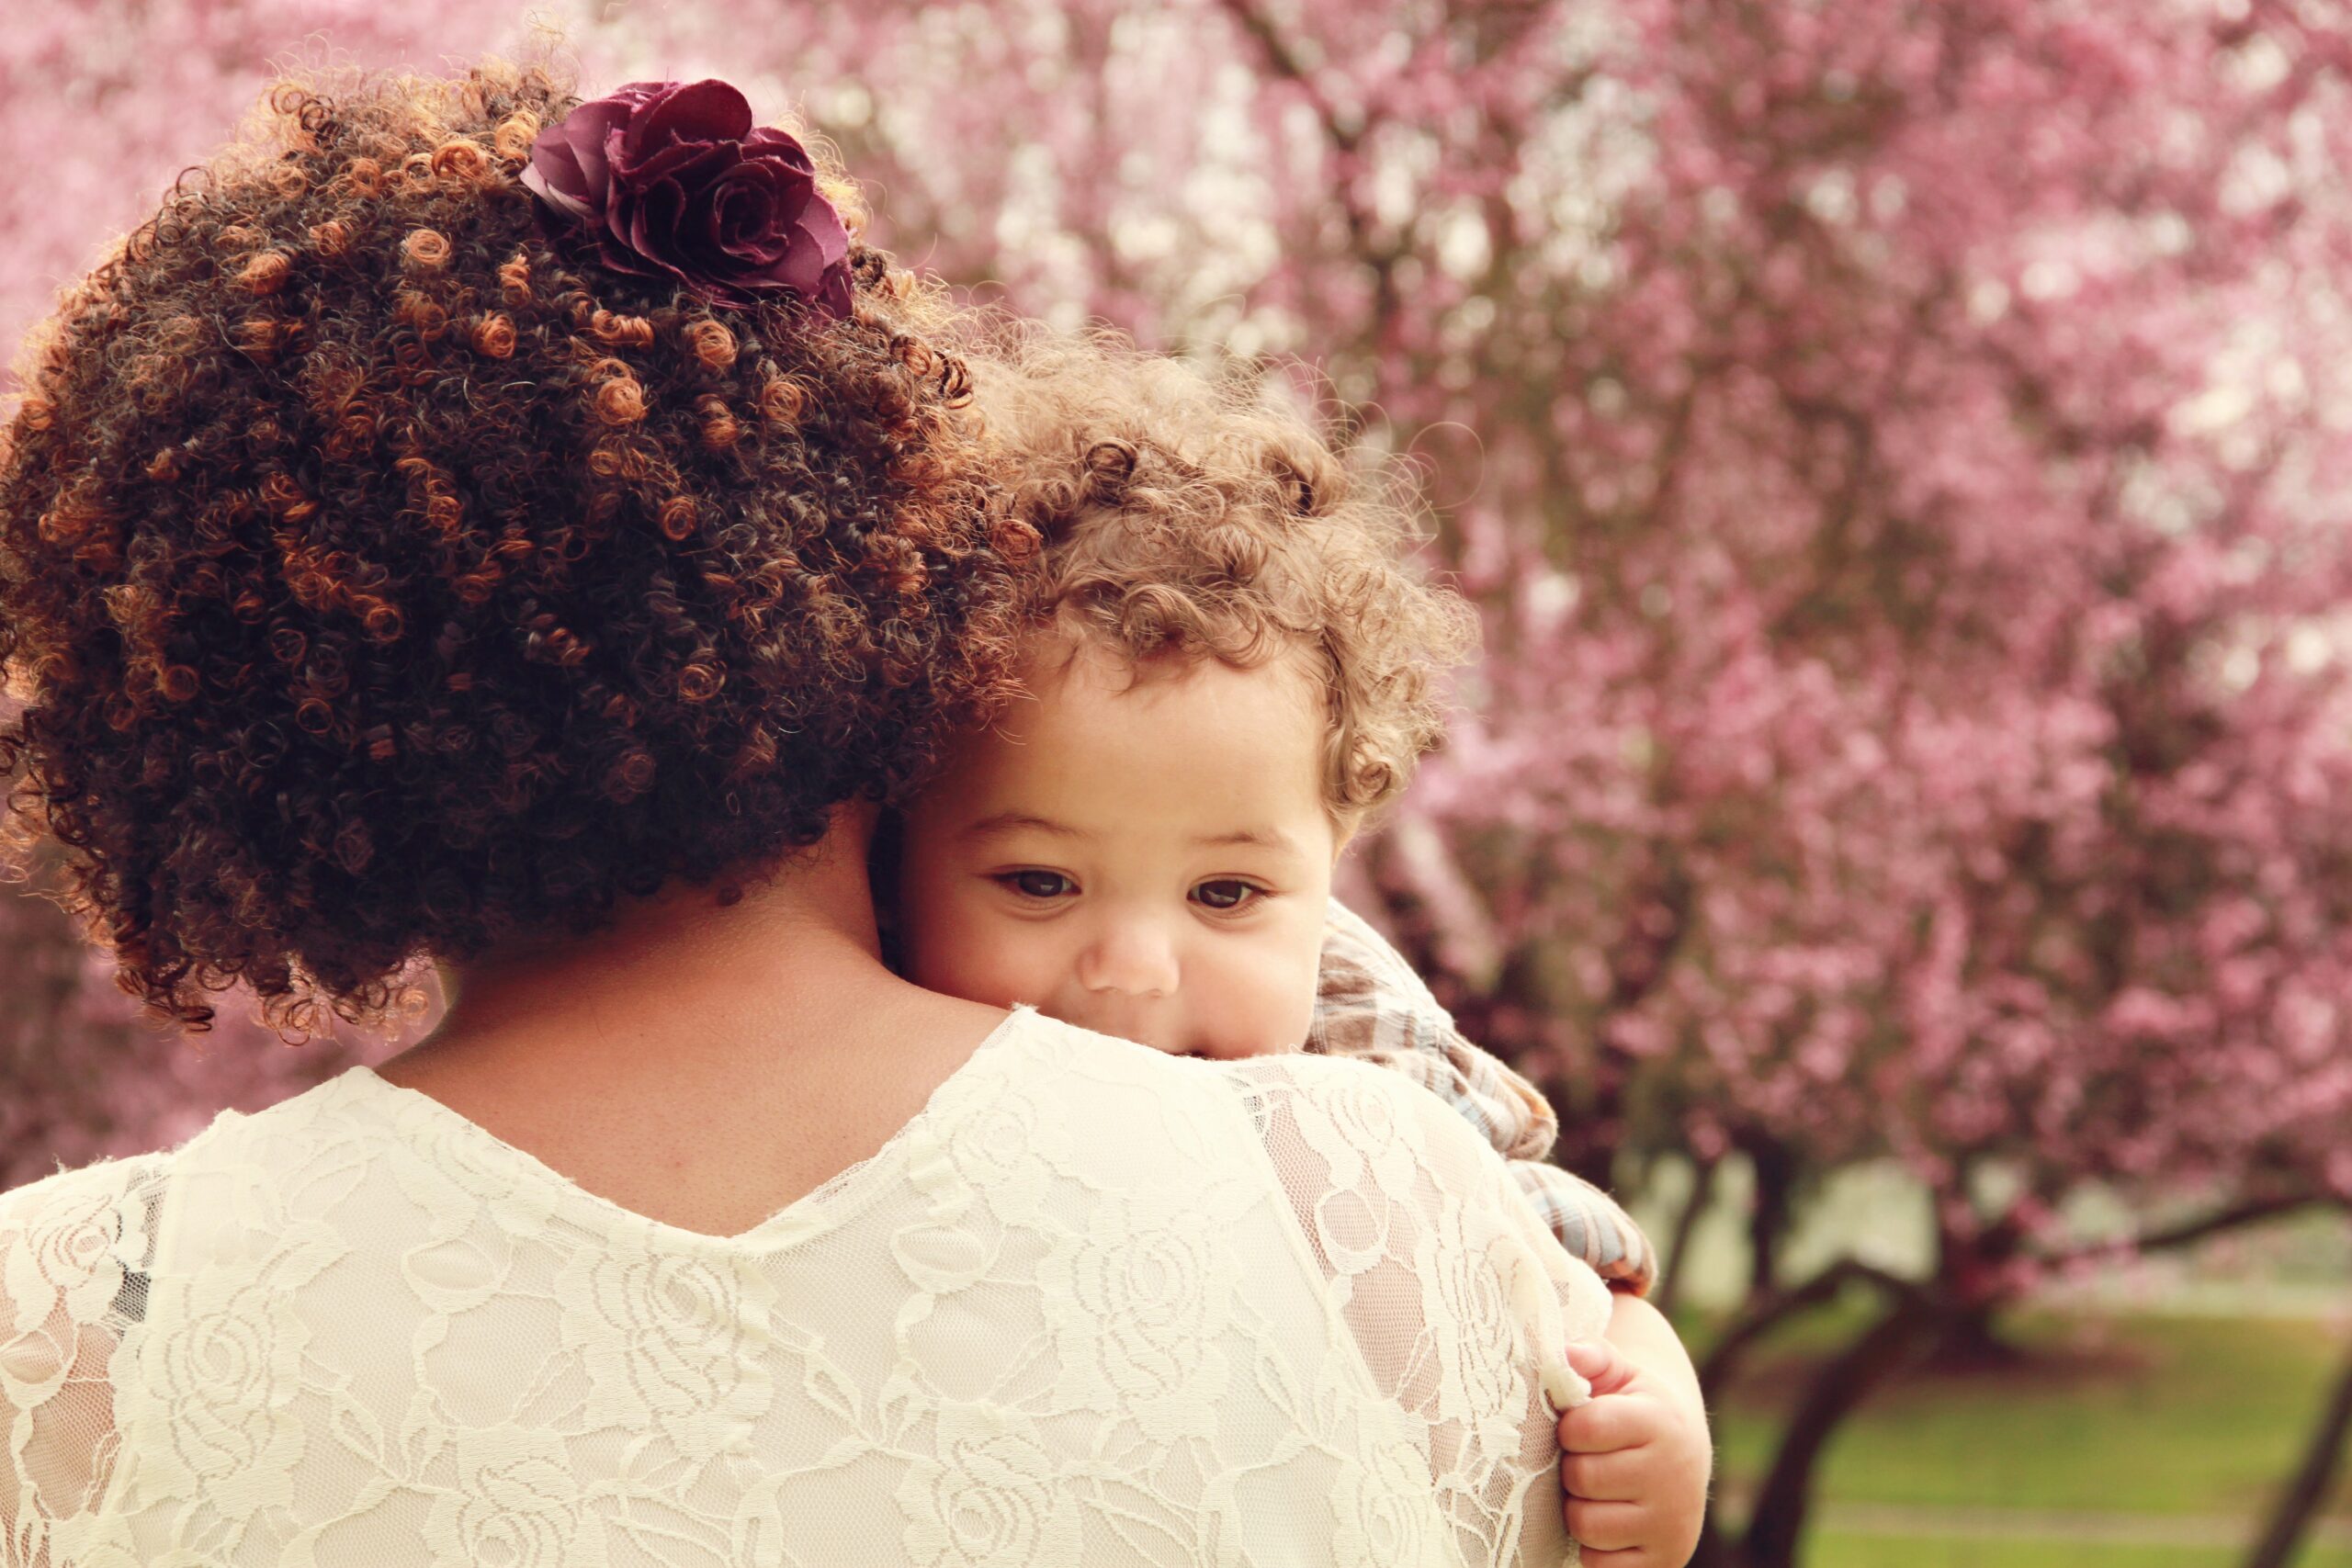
[342,1005,1035,1253]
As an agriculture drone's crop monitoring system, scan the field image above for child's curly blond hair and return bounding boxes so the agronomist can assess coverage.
[967,326,1479,821]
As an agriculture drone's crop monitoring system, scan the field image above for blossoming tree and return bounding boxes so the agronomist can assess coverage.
[607,4,2352,1559]
[8,1,2352,1562]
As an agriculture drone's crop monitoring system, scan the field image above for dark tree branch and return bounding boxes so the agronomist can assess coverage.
[1741,1291,1946,1568]
[1653,1153,1722,1319]
[1696,1254,1922,1402]
[2032,1192,2326,1272]
[2245,1320,2352,1568]
[1212,0,1411,351]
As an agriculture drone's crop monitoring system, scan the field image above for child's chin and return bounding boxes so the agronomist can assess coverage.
[1175,1037,1303,1062]
[1041,1005,1303,1060]
[1058,1016,1195,1056]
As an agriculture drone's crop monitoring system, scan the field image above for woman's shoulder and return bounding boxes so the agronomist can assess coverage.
[0,1148,170,1263]
[993,1012,1489,1144]
[0,1148,174,1373]
[0,1068,413,1280]
[997,1015,1524,1201]
[1224,1041,1512,1161]
[0,1145,167,1227]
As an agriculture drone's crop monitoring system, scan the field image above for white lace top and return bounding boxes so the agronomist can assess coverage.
[0,1008,1607,1567]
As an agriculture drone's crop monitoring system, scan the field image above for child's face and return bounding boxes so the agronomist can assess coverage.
[896,637,1343,1058]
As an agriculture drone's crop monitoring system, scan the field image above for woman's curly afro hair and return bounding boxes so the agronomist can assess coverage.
[0,56,1036,1036]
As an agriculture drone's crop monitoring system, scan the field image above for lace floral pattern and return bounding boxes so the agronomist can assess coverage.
[0,1011,1605,1567]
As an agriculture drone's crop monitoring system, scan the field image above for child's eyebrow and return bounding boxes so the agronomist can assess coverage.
[1193,827,1304,854]
[963,811,1087,840]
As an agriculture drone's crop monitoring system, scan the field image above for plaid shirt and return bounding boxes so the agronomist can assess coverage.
[1306,900,1657,1295]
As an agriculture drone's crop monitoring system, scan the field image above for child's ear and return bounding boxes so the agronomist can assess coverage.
[1329,812,1363,863]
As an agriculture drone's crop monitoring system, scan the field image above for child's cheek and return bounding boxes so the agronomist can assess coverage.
[1188,930,1322,1058]
[905,897,1064,1014]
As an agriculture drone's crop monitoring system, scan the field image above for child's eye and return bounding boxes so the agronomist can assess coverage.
[1192,879,1264,911]
[997,870,1076,900]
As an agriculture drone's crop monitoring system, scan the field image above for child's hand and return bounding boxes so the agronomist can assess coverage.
[1557,1337,1711,1566]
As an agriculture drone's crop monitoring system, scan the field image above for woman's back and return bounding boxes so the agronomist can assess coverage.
[1,1010,1601,1567]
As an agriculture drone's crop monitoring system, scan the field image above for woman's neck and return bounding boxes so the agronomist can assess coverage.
[419,808,882,1063]
[375,804,1010,1238]
[428,824,881,1055]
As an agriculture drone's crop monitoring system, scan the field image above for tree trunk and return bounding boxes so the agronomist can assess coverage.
[1925,1300,2025,1371]
[1746,1137,1796,1299]
[2245,1327,2352,1568]
[1697,1257,1903,1406]
[1654,1153,1721,1319]
[1738,1292,1941,1568]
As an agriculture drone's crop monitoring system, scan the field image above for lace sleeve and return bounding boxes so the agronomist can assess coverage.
[1235,1054,1612,1568]
[1311,900,1659,1295]
[0,1156,162,1566]
[1309,900,1560,1161]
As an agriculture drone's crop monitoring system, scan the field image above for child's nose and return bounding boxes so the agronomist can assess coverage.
[1074,919,1179,999]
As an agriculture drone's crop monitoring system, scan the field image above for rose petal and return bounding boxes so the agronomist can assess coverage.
[519,160,589,221]
[524,96,627,219]
[800,195,851,268]
[591,228,662,282]
[813,267,854,319]
[737,198,852,303]
[608,81,672,111]
[619,182,707,289]
[615,80,753,177]
[776,197,852,289]
[706,167,791,262]
[707,188,772,264]
[771,217,837,293]
[615,180,680,259]
[561,97,634,211]
[741,126,819,175]
[616,140,736,199]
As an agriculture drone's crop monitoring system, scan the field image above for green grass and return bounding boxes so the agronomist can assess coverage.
[1695,1305,2352,1565]
[1804,1534,2352,1568]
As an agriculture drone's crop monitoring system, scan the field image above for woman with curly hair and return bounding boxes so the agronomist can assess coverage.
[0,55,1626,1566]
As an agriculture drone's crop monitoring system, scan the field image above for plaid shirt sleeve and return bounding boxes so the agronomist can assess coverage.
[1306,899,1659,1295]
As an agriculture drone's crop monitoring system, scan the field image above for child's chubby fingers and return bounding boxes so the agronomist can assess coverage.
[1563,1338,1639,1399]
[1566,1495,1694,1568]
[1577,1547,1677,1568]
[1558,1383,1664,1455]
[1562,1495,1648,1554]
[1559,1444,1646,1503]
[1558,1318,1713,1568]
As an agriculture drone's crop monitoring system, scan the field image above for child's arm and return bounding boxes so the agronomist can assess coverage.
[1309,898,1658,1293]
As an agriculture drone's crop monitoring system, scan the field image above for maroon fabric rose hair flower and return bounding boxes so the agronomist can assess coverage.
[521,79,854,318]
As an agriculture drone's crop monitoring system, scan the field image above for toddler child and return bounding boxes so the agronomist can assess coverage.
[886,331,1703,1562]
